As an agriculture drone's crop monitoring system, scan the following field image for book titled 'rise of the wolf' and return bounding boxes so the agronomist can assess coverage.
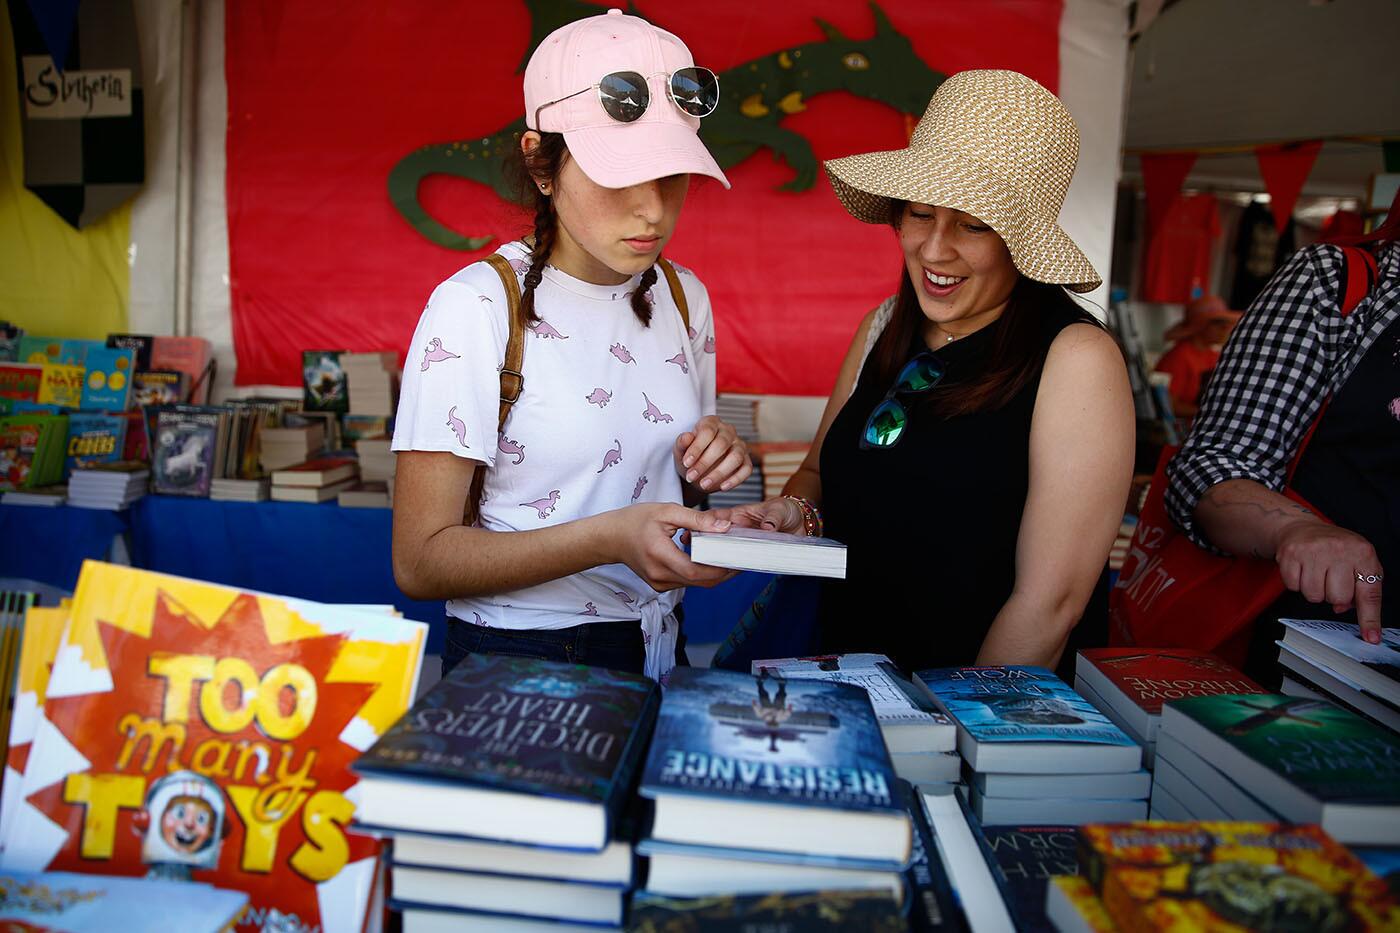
[915,666,1142,774]
[354,654,660,851]
[639,667,911,866]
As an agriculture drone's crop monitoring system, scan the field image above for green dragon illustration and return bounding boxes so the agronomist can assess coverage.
[387,0,944,250]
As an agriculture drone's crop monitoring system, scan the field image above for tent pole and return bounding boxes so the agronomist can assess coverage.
[174,0,199,338]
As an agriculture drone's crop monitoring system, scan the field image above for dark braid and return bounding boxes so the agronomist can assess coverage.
[630,266,657,327]
[520,196,554,326]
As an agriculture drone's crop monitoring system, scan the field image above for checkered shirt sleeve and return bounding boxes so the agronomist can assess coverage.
[1165,241,1399,550]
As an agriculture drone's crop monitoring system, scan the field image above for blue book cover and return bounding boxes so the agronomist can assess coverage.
[970,824,1078,933]
[906,781,968,933]
[64,412,127,477]
[639,667,901,816]
[355,654,659,815]
[0,871,247,932]
[16,337,103,367]
[916,666,1136,746]
[79,345,136,410]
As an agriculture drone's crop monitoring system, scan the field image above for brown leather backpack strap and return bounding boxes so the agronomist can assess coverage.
[658,258,689,333]
[464,254,527,525]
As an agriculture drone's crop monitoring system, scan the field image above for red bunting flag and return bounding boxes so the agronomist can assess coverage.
[1256,140,1323,233]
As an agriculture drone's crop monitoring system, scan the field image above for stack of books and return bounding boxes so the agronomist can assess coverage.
[1151,693,1400,844]
[1045,822,1400,931]
[66,462,148,510]
[354,438,395,483]
[751,440,810,499]
[353,654,660,931]
[751,653,959,789]
[1276,618,1400,732]
[915,666,1148,826]
[270,457,359,503]
[637,667,912,904]
[210,476,270,502]
[709,395,763,509]
[1074,647,1263,766]
[691,526,847,578]
[1,485,65,506]
[344,351,400,416]
[258,422,326,472]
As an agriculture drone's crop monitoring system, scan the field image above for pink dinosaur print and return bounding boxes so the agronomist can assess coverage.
[585,387,613,407]
[531,319,568,339]
[597,439,623,473]
[1390,397,1400,421]
[581,602,600,616]
[508,257,529,276]
[613,589,635,607]
[446,406,469,447]
[421,337,460,371]
[498,434,525,465]
[520,490,561,519]
[687,326,698,341]
[632,474,648,501]
[642,393,674,424]
[704,335,716,354]
[665,352,689,374]
[609,343,636,364]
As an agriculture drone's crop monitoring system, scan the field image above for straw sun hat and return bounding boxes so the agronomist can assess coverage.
[824,70,1101,293]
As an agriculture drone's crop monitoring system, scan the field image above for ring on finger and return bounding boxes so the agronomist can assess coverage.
[1356,571,1384,585]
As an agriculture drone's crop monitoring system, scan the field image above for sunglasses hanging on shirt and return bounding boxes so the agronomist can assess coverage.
[860,351,946,449]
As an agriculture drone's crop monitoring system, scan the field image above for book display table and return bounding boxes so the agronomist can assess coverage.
[3,496,774,653]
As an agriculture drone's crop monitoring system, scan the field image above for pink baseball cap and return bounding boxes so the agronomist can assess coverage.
[523,9,730,190]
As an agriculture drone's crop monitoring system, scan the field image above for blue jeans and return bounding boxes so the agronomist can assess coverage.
[443,616,650,678]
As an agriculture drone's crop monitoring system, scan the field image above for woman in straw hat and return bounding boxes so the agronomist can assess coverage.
[715,71,1133,674]
[392,10,750,682]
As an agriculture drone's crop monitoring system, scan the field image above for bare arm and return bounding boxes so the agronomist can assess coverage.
[976,324,1135,668]
[1194,479,1385,641]
[392,451,734,601]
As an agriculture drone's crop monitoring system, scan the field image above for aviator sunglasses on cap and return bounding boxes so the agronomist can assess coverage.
[532,67,720,129]
[860,351,946,449]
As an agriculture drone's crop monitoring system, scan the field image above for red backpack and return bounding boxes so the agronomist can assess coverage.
[1109,245,1379,663]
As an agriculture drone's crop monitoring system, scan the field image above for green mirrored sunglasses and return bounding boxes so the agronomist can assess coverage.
[860,351,946,448]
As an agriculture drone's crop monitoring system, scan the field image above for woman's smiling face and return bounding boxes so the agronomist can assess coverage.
[898,203,1020,341]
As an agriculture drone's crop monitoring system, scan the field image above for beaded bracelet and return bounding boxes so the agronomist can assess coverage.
[782,495,824,538]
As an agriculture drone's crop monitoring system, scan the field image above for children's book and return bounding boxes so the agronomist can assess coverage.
[150,337,213,404]
[1075,647,1263,742]
[0,363,42,402]
[639,667,911,865]
[303,350,349,413]
[63,413,126,478]
[0,870,248,932]
[1278,618,1400,707]
[131,369,189,407]
[106,333,154,370]
[0,322,21,362]
[36,364,84,408]
[78,345,136,411]
[1158,694,1400,845]
[151,409,221,497]
[752,653,955,753]
[16,338,102,368]
[914,666,1142,774]
[0,415,66,491]
[1043,876,1117,933]
[354,654,659,851]
[0,561,427,933]
[1078,821,1400,932]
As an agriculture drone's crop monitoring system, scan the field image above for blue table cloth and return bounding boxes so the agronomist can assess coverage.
[0,502,128,591]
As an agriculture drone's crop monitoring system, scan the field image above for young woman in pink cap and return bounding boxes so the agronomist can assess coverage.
[391,10,747,681]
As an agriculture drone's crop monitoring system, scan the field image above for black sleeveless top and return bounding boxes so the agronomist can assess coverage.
[816,301,1105,676]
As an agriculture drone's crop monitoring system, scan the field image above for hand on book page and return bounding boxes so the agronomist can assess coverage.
[709,495,805,535]
[599,502,738,591]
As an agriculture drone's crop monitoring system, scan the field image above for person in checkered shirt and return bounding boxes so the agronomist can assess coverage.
[1165,207,1398,684]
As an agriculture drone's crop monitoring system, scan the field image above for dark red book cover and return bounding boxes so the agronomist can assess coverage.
[1078,648,1264,715]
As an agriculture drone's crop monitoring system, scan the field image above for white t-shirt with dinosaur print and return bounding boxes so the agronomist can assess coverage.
[393,240,716,648]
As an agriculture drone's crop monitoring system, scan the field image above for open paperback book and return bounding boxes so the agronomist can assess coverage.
[690,526,846,578]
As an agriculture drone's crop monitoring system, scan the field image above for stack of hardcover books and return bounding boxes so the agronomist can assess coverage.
[344,351,400,417]
[270,456,359,503]
[66,461,148,509]
[709,395,762,510]
[1044,821,1400,931]
[210,476,270,501]
[1150,693,1400,844]
[752,653,959,789]
[751,440,810,500]
[1074,647,1264,766]
[258,422,326,472]
[353,655,660,931]
[916,666,1148,826]
[1276,618,1400,732]
[637,667,913,905]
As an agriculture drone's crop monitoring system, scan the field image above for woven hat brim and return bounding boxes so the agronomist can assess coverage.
[824,147,1102,294]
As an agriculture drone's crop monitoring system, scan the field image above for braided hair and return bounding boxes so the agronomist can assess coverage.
[512,132,655,327]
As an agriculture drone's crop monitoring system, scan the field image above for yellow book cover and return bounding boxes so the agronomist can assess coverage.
[36,365,84,408]
[1080,821,1400,932]
[0,562,427,933]
[1047,876,1118,932]
[0,604,68,856]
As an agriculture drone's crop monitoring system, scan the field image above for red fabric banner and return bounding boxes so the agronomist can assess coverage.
[1139,151,1196,242]
[225,1,1061,393]
[1255,140,1323,233]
